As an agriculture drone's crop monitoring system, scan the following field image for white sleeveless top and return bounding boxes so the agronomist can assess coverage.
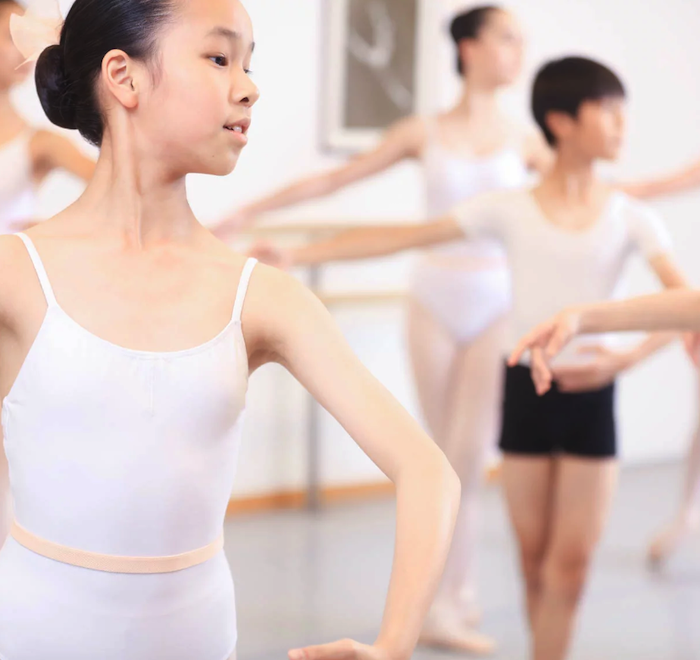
[0,132,37,233]
[0,233,256,660]
[422,117,530,262]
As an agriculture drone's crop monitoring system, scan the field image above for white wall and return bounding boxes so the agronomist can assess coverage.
[12,0,700,497]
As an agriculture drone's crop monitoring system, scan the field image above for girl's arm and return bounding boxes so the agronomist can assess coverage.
[249,190,504,269]
[216,116,426,235]
[510,290,700,365]
[249,217,462,269]
[245,265,461,660]
[31,130,95,182]
[622,159,700,199]
[512,252,690,394]
[280,218,463,267]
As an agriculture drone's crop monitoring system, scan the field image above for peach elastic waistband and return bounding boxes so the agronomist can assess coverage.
[10,520,224,574]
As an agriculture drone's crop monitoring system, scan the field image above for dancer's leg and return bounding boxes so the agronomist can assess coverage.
[532,457,617,660]
[433,315,507,615]
[406,297,458,441]
[502,455,555,629]
[649,386,700,564]
[408,300,503,653]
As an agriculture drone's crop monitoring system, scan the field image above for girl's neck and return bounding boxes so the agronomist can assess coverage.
[451,79,502,122]
[72,130,201,248]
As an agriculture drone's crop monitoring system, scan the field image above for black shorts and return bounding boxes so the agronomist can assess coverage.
[499,364,617,459]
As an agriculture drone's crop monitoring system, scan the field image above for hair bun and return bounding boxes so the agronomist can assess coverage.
[35,44,78,131]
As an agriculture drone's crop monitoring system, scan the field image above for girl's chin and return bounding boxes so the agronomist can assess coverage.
[199,156,240,177]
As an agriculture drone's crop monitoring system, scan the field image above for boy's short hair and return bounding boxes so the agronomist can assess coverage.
[532,56,626,146]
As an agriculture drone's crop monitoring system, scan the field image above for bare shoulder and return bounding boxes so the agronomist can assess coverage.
[0,234,39,324]
[244,261,322,326]
[382,114,429,158]
[205,236,321,327]
[240,262,329,368]
[517,124,553,172]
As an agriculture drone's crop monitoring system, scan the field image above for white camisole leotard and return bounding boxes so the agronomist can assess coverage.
[409,118,530,343]
[0,132,36,233]
[0,233,256,660]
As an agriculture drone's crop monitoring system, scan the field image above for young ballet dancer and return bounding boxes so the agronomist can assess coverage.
[0,0,94,552]
[0,1,462,659]
[251,56,689,660]
[215,6,551,652]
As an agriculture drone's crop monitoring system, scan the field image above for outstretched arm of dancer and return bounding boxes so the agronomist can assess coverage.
[214,116,425,236]
[31,130,95,182]
[244,264,461,660]
[510,254,692,394]
[8,131,96,233]
[252,217,464,269]
[249,191,509,268]
[622,159,700,199]
[510,289,700,363]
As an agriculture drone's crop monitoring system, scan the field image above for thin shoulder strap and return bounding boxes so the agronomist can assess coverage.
[16,233,57,307]
[231,257,258,323]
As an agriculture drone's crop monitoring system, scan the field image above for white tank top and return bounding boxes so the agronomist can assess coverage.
[0,234,256,658]
[0,132,37,233]
[422,117,530,262]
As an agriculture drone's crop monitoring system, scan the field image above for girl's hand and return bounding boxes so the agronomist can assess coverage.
[509,309,582,368]
[289,640,393,660]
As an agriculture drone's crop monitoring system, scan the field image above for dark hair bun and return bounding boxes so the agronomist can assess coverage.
[35,44,78,131]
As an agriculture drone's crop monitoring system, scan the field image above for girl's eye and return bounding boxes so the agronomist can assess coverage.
[244,69,253,76]
[210,55,228,67]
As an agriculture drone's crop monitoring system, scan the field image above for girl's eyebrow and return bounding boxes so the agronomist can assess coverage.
[207,26,255,52]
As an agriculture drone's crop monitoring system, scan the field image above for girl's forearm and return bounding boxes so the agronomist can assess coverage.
[579,290,700,334]
[291,221,459,266]
[375,457,460,659]
[625,162,700,199]
[241,171,350,218]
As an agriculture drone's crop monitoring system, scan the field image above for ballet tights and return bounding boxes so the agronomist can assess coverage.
[407,297,507,616]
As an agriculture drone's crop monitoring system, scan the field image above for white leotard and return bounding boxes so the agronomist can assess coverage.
[422,118,529,243]
[453,188,673,362]
[409,118,530,343]
[0,233,255,660]
[0,132,36,233]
